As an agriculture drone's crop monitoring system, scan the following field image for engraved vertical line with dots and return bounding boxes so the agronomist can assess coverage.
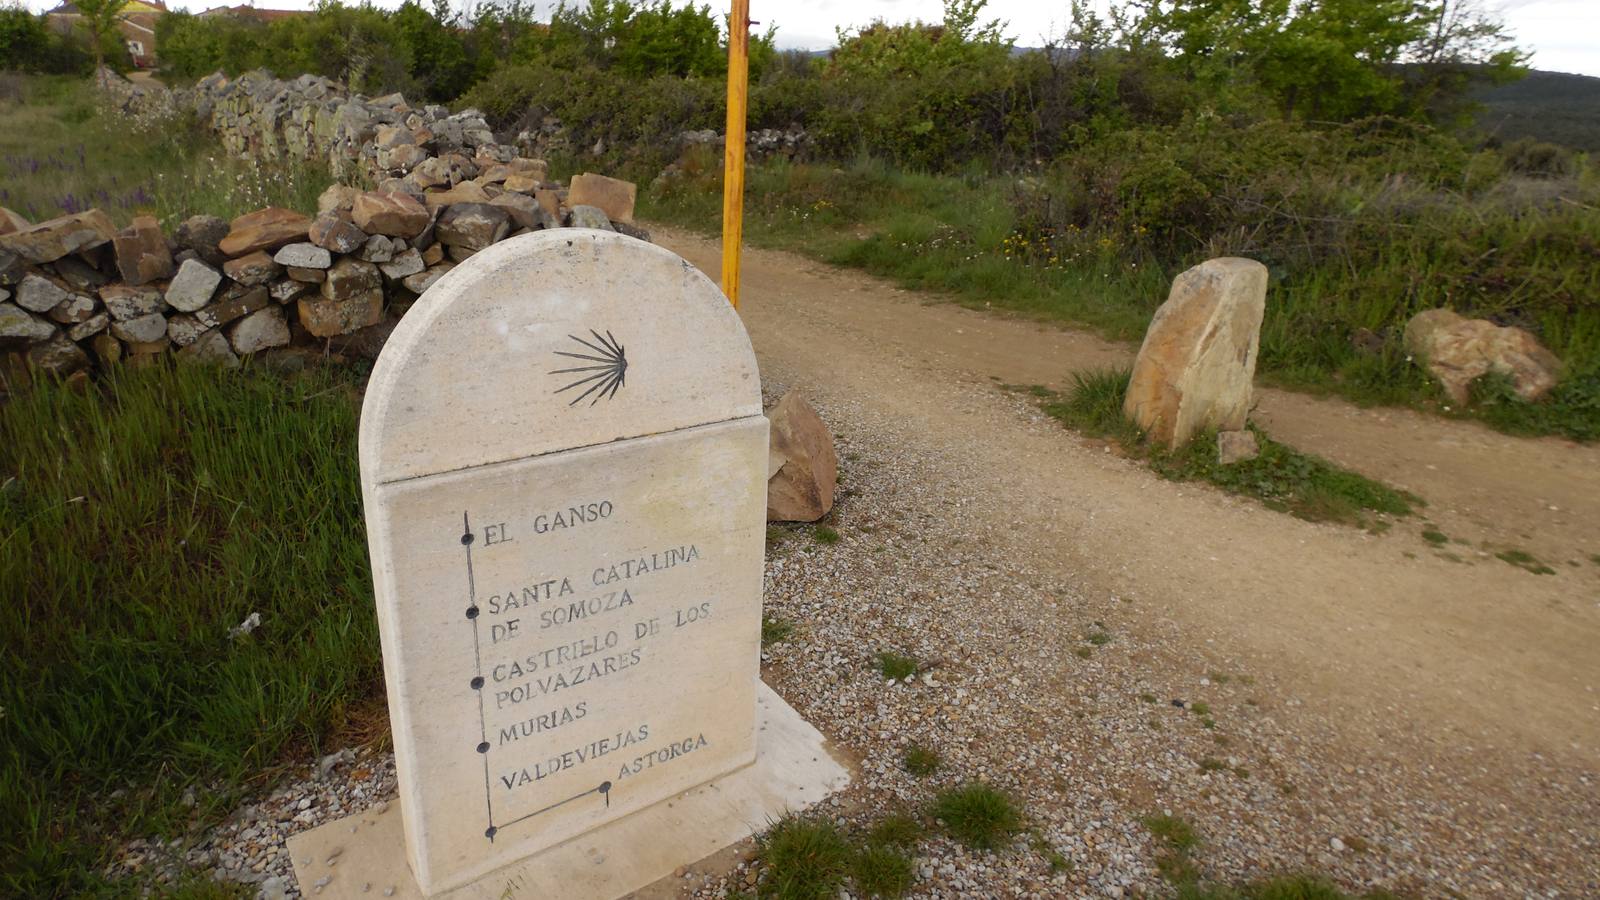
[461,511,498,842]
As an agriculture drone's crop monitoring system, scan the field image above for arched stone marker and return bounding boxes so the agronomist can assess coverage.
[287,230,848,899]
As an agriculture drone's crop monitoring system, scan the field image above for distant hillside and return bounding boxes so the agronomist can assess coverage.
[1472,70,1600,152]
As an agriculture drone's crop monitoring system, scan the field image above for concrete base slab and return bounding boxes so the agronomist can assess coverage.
[287,684,848,899]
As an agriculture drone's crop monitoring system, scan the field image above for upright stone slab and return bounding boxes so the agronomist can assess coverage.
[342,229,829,899]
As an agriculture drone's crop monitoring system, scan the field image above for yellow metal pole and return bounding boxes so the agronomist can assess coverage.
[721,0,750,309]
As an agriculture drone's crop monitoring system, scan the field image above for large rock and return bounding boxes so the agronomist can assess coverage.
[100,283,164,321]
[112,215,174,285]
[218,207,312,257]
[309,211,367,254]
[176,328,240,367]
[352,191,429,239]
[228,306,291,353]
[67,312,109,342]
[192,286,270,330]
[322,257,381,301]
[0,209,116,263]
[274,242,332,269]
[0,207,29,235]
[317,184,359,214]
[26,335,89,375]
[568,205,614,231]
[1124,258,1268,449]
[16,273,70,313]
[47,293,98,324]
[165,258,223,312]
[223,250,281,286]
[489,192,557,230]
[765,391,839,523]
[112,311,171,344]
[1403,308,1563,404]
[436,203,509,251]
[298,290,383,337]
[422,182,491,210]
[567,173,636,223]
[0,302,57,344]
[173,214,229,266]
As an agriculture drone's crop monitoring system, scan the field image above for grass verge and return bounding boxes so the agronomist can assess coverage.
[0,364,378,895]
[642,157,1599,443]
[1031,369,1418,529]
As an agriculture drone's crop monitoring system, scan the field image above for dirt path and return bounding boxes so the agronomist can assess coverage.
[655,226,1600,776]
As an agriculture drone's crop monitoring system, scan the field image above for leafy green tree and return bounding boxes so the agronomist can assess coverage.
[1135,0,1525,121]
[393,0,472,101]
[0,5,52,71]
[71,0,127,81]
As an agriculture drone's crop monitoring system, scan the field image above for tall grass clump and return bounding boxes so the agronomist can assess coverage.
[0,364,378,895]
[0,75,331,227]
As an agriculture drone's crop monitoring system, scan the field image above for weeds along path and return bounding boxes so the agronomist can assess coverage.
[654,226,1600,775]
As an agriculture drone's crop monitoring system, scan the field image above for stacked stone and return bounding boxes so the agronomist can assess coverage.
[0,164,642,380]
[185,70,523,187]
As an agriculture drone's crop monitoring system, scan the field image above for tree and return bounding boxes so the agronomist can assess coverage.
[1134,0,1525,122]
[71,0,127,84]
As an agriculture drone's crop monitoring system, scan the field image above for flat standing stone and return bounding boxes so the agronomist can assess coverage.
[567,172,637,223]
[1124,257,1268,449]
[218,207,312,257]
[165,259,224,312]
[358,231,766,893]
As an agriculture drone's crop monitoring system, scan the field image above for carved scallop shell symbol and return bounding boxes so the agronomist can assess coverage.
[550,330,628,406]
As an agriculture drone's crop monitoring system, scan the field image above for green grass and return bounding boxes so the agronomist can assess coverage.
[811,524,842,545]
[643,155,1600,442]
[1144,814,1201,853]
[1495,548,1557,575]
[756,817,853,900]
[0,75,332,228]
[901,743,942,777]
[876,650,919,680]
[0,364,378,895]
[761,615,795,647]
[1034,369,1417,528]
[930,783,1022,851]
[850,844,915,899]
[755,813,921,900]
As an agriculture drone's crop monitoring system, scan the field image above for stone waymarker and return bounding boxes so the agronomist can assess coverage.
[1124,257,1268,449]
[288,230,846,899]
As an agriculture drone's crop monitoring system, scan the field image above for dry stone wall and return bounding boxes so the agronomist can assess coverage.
[0,70,646,384]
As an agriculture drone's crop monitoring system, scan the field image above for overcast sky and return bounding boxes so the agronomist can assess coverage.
[76,0,1600,77]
